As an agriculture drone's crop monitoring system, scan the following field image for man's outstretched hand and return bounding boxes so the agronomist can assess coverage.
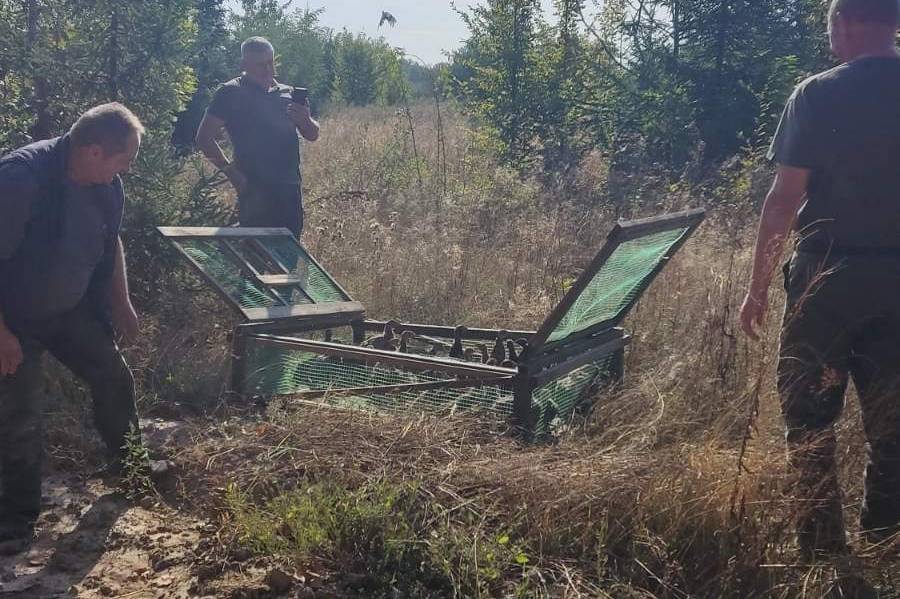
[0,326,23,376]
[111,302,140,347]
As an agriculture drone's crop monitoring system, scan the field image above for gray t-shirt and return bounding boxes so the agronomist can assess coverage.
[207,76,301,185]
[0,141,124,323]
[769,56,900,250]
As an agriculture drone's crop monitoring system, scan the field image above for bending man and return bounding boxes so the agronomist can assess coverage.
[0,103,163,550]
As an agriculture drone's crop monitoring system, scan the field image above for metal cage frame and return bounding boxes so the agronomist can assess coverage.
[158,208,705,438]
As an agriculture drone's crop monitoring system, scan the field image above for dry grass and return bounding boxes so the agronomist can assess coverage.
[172,399,884,596]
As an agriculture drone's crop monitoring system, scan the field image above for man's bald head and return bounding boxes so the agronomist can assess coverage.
[241,36,274,60]
[828,0,899,61]
[240,36,276,89]
[829,0,899,25]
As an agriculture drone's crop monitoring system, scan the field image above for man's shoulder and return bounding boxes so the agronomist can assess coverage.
[792,67,839,98]
[0,136,64,185]
[796,60,898,96]
[1,136,62,166]
[211,77,244,99]
[207,78,245,119]
[808,62,851,83]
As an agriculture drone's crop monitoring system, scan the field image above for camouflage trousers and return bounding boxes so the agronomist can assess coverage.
[778,250,900,553]
[0,301,137,521]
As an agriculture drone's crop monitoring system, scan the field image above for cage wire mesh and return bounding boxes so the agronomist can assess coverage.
[242,335,613,430]
[177,237,348,311]
[243,338,514,417]
[548,227,689,343]
[182,240,287,309]
[531,354,616,432]
[257,237,349,304]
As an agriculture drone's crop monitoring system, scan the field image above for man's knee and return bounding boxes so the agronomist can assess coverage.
[84,349,135,412]
[0,353,45,439]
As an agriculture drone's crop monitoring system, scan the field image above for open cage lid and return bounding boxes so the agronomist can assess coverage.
[528,208,705,353]
[156,226,364,323]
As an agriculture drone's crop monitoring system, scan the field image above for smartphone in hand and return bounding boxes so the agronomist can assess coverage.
[291,87,309,104]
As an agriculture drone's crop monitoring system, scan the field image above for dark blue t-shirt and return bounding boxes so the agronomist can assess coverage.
[0,136,124,323]
[769,57,900,250]
[207,76,301,185]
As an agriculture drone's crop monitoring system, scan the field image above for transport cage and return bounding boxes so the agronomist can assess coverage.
[157,208,704,437]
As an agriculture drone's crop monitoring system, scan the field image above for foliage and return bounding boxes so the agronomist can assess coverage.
[452,0,832,179]
[0,0,197,152]
[455,0,544,169]
[331,32,378,106]
[172,0,232,151]
[225,478,534,597]
[120,424,154,500]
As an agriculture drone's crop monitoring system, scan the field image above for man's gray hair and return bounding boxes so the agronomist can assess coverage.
[830,0,899,25]
[69,102,144,155]
[241,36,275,59]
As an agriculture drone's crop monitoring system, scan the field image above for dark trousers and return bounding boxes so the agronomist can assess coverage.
[778,250,900,550]
[237,179,303,238]
[0,302,136,520]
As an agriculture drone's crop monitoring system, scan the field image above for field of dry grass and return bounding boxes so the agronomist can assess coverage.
[40,102,900,597]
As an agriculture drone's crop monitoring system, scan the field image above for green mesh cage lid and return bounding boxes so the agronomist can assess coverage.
[157,227,362,322]
[531,209,705,349]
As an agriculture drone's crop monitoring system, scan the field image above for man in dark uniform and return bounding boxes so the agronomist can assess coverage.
[741,0,900,558]
[195,36,320,238]
[0,103,156,550]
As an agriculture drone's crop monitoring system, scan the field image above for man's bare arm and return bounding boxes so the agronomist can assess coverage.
[740,164,810,339]
[298,115,320,142]
[108,237,139,344]
[0,311,22,376]
[287,103,319,142]
[195,111,247,192]
[0,162,38,375]
[195,112,230,169]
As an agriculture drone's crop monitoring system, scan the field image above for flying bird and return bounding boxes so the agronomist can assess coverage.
[379,10,397,28]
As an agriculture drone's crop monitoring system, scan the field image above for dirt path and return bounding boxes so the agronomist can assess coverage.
[0,472,204,598]
[0,418,314,599]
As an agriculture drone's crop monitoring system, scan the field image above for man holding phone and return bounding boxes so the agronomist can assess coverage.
[195,36,319,237]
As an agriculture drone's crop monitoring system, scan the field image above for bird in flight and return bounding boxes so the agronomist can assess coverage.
[379,10,397,27]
